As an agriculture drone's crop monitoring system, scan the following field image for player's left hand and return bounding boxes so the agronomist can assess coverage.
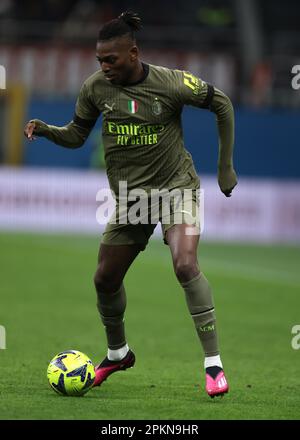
[218,166,238,197]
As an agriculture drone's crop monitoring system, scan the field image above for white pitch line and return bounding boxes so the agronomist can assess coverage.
[142,248,300,288]
[201,257,300,288]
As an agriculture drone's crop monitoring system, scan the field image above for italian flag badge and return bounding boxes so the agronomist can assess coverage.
[128,100,138,114]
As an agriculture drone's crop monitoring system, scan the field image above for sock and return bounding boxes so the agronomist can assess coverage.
[181,272,219,357]
[96,283,127,350]
[204,355,223,369]
[108,344,129,361]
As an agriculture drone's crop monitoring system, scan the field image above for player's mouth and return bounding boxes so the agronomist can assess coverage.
[104,73,117,81]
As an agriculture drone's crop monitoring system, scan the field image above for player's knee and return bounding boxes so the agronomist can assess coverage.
[174,258,199,283]
[94,267,121,294]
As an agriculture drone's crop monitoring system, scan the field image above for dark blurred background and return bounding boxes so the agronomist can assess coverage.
[1,0,300,103]
[1,0,300,173]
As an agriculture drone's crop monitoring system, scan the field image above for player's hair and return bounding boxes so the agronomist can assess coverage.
[98,11,142,42]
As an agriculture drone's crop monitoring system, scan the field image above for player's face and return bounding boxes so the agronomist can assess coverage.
[96,37,138,86]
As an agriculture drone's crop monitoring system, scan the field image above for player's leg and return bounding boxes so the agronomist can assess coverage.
[95,243,140,351]
[93,243,140,386]
[165,224,229,397]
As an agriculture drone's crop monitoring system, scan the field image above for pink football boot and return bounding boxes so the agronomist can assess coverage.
[205,367,229,398]
[93,350,135,387]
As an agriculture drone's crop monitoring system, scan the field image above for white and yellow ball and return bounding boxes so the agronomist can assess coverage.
[47,350,95,396]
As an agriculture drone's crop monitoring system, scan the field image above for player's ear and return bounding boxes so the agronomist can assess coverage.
[129,45,138,62]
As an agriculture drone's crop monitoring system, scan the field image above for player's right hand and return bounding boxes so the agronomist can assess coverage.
[24,120,37,141]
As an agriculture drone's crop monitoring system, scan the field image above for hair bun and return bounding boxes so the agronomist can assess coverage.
[118,11,142,32]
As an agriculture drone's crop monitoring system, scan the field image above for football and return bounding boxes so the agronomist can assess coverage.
[47,350,95,396]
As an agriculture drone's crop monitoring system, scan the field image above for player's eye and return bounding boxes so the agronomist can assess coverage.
[96,57,117,65]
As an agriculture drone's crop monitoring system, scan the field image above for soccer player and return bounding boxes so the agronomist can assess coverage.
[24,11,237,398]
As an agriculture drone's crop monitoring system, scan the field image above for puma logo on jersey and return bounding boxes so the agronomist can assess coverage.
[104,103,115,112]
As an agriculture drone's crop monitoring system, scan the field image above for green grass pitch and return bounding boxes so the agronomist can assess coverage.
[0,232,299,420]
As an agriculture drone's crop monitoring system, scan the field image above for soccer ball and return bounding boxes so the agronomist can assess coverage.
[47,350,95,396]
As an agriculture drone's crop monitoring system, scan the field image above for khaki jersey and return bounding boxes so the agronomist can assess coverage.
[75,64,211,196]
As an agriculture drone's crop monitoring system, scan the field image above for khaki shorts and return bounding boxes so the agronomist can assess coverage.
[101,187,200,250]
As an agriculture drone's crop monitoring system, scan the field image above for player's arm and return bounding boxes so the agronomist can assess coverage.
[210,87,237,197]
[24,82,100,149]
[24,116,96,148]
[175,71,237,197]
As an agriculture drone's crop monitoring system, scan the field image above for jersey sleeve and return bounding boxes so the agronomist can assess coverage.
[75,81,100,121]
[174,70,214,110]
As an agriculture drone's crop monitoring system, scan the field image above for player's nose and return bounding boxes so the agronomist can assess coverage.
[101,62,111,73]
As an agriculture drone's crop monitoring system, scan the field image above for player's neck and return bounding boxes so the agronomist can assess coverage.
[126,61,145,85]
